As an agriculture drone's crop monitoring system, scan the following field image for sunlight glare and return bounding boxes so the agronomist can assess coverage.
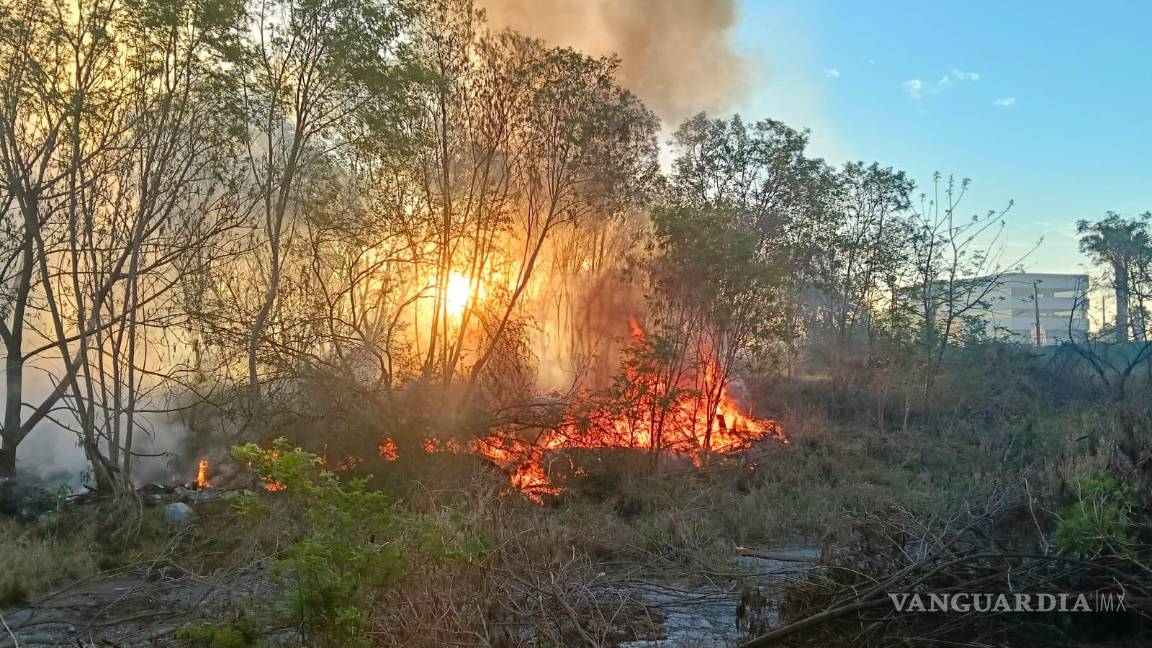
[446,271,474,317]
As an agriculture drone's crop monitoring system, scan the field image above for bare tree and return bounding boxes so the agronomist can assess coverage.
[0,0,128,477]
[903,174,1028,407]
[0,0,249,486]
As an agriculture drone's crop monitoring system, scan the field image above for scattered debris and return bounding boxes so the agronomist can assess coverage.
[0,560,274,648]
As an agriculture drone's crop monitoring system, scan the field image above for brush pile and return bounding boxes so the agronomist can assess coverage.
[741,490,1152,647]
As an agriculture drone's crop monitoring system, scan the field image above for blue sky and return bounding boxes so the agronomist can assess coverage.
[730,0,1151,273]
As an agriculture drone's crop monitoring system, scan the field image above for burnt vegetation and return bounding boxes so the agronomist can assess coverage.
[1,0,1152,647]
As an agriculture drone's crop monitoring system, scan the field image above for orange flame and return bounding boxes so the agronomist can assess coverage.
[196,458,209,489]
[465,317,785,502]
[375,318,782,503]
[378,437,399,461]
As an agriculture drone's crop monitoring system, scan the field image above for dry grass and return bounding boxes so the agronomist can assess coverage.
[0,370,1118,646]
[0,517,97,607]
[0,496,227,610]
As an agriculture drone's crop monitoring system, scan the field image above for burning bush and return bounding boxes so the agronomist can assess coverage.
[468,318,785,502]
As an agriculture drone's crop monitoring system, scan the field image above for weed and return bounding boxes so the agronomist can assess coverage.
[1054,475,1137,559]
[231,439,455,647]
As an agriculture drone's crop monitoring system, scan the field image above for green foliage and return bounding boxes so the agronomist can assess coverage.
[229,439,467,647]
[1076,212,1151,272]
[231,439,324,495]
[604,331,690,441]
[1076,211,1152,342]
[1054,475,1137,559]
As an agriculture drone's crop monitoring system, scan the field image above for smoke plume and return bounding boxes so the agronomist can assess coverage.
[478,0,747,124]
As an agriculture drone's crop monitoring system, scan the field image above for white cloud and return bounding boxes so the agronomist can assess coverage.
[993,96,1017,108]
[824,67,841,79]
[903,79,924,99]
[902,69,980,100]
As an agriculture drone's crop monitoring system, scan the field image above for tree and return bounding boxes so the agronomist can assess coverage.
[809,162,914,387]
[238,0,414,422]
[664,114,839,378]
[0,0,248,485]
[1077,212,1152,342]
[400,1,658,417]
[179,1,658,460]
[902,174,1026,407]
[646,204,776,459]
[642,113,830,459]
[1066,212,1152,400]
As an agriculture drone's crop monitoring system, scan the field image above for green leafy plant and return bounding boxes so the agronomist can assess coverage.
[230,439,448,647]
[1054,475,1137,559]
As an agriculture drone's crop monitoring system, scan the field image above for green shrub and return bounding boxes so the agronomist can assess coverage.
[1054,475,1136,559]
[230,439,458,647]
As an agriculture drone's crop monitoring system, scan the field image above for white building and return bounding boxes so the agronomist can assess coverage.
[981,273,1089,346]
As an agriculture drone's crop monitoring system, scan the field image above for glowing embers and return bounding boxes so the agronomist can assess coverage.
[378,438,400,462]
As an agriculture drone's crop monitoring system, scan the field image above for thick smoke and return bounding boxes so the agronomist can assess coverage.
[478,0,747,124]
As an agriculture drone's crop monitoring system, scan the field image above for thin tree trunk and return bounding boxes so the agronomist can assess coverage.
[1116,264,1130,342]
[2,332,24,477]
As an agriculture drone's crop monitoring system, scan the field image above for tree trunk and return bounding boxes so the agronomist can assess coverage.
[247,257,279,416]
[1115,264,1130,342]
[876,382,886,433]
[3,353,22,476]
[0,441,15,477]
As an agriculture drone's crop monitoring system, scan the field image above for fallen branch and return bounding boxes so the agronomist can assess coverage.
[0,613,18,648]
[736,547,820,563]
[738,598,891,647]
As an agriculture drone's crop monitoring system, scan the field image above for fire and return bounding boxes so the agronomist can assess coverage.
[367,317,782,503]
[196,458,210,488]
[263,480,286,492]
[466,316,785,502]
[378,437,399,461]
[468,434,563,503]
